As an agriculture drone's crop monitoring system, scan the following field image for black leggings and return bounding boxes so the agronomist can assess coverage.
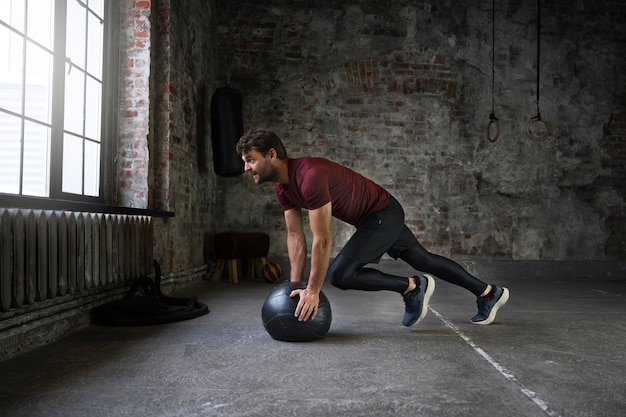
[327,196,488,296]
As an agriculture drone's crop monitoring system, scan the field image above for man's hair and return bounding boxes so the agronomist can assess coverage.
[236,129,288,159]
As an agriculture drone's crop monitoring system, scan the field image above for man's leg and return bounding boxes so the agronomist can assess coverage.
[327,253,435,327]
[390,226,488,296]
[326,196,410,293]
[327,254,408,292]
[389,226,509,325]
[325,196,435,326]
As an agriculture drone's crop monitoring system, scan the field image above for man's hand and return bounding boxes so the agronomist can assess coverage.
[290,288,319,321]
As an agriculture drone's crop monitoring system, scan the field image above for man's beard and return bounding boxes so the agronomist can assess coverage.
[252,163,279,184]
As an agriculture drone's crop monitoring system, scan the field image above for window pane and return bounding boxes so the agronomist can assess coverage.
[1,0,110,200]
[64,68,85,135]
[88,0,104,19]
[24,40,52,123]
[84,140,100,196]
[0,112,22,194]
[62,133,83,194]
[26,0,53,50]
[0,0,25,33]
[0,25,24,113]
[84,75,101,141]
[86,11,103,78]
[22,120,50,196]
[66,0,86,70]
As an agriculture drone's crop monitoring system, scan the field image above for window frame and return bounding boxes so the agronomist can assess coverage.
[1,1,173,218]
[0,0,117,206]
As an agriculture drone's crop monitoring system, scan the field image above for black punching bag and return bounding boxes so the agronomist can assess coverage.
[210,86,244,176]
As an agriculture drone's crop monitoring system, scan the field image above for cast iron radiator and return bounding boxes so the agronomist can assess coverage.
[0,208,153,313]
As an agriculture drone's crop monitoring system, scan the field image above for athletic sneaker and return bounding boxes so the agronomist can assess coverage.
[402,274,435,326]
[471,286,509,325]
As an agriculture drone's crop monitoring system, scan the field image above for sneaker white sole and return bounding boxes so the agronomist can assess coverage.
[472,287,509,325]
[414,274,436,325]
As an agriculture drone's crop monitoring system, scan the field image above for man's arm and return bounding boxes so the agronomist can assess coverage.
[291,201,333,321]
[306,201,333,293]
[284,207,307,282]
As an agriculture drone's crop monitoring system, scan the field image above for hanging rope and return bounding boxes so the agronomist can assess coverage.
[526,0,550,141]
[487,0,500,142]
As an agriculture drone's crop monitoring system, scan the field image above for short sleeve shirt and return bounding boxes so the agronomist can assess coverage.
[275,157,390,226]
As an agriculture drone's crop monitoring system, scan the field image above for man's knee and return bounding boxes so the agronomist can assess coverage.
[328,267,351,290]
[327,255,359,290]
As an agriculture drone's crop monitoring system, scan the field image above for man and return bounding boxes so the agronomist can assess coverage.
[236,129,509,327]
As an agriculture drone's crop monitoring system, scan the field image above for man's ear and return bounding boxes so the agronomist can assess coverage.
[268,148,277,161]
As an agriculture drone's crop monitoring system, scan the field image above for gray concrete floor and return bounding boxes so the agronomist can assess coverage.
[0,261,624,417]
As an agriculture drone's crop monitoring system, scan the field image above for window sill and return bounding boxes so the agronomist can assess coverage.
[0,194,175,218]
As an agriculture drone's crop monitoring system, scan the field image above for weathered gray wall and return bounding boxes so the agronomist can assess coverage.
[3,0,624,359]
[150,0,219,273]
[212,0,626,262]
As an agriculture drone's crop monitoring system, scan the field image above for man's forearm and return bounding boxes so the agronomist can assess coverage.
[307,235,332,292]
[287,233,307,281]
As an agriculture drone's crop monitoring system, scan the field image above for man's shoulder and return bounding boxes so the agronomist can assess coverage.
[291,157,330,175]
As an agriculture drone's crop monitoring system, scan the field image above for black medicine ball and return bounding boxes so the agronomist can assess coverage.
[261,281,332,342]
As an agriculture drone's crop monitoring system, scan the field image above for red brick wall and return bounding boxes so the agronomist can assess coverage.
[117,0,152,209]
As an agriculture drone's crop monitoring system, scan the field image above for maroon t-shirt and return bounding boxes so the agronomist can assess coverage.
[275,157,390,226]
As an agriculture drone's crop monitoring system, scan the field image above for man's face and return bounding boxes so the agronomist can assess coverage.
[241,148,276,184]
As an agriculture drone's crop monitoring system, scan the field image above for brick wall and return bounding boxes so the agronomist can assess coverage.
[4,0,622,360]
[600,96,626,258]
[117,1,152,209]
[116,0,625,273]
[116,0,219,274]
[149,0,218,273]
[213,0,626,261]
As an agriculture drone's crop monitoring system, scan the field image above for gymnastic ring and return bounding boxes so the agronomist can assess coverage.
[486,118,500,142]
[526,117,551,141]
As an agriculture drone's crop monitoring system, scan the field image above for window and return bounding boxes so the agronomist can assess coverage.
[0,0,113,201]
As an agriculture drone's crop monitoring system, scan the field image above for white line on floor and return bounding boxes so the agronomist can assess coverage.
[429,307,563,417]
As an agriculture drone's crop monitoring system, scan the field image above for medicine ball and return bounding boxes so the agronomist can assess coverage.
[262,261,283,283]
[261,281,332,342]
